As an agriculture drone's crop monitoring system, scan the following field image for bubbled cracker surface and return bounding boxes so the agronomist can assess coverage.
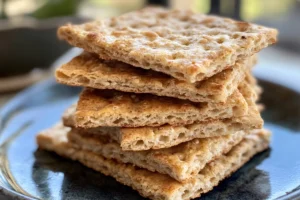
[75,87,247,128]
[56,52,256,103]
[36,125,270,200]
[58,7,277,83]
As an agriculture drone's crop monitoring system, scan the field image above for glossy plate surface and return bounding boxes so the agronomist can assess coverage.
[0,77,299,200]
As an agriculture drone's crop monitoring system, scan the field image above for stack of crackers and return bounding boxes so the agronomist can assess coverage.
[36,8,277,200]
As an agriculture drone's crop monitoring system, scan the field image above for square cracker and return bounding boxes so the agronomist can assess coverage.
[57,7,277,83]
[63,81,263,151]
[74,86,247,128]
[36,126,270,200]
[56,52,256,103]
[64,123,247,182]
[63,103,262,151]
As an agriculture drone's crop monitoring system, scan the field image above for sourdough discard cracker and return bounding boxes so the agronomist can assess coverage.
[63,103,262,151]
[56,52,256,103]
[58,7,277,83]
[68,125,246,182]
[74,87,247,128]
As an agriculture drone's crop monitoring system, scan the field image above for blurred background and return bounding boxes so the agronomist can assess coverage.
[0,0,299,104]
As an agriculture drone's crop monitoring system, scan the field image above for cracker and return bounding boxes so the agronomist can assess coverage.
[56,52,256,103]
[63,82,263,151]
[75,87,247,128]
[68,125,246,182]
[57,7,277,83]
[36,126,270,200]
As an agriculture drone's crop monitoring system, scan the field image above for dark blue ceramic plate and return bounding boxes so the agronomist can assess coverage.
[0,77,299,200]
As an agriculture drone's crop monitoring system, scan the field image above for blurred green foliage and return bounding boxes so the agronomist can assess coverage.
[31,0,82,19]
[0,0,7,19]
[0,0,82,19]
